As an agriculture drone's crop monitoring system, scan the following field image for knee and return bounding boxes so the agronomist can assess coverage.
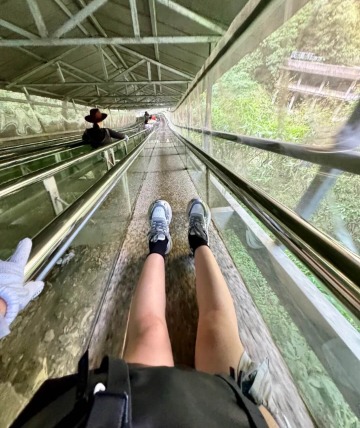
[132,314,168,342]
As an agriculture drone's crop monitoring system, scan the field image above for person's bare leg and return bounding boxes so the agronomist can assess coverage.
[123,253,174,366]
[194,245,244,374]
[187,198,244,374]
[123,199,174,366]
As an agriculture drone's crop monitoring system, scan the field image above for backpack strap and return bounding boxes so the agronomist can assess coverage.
[85,357,132,428]
[216,375,268,428]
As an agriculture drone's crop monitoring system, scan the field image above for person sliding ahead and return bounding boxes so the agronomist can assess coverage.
[82,108,129,149]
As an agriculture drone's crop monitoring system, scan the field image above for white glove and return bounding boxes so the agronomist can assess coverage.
[0,238,44,335]
[124,134,129,143]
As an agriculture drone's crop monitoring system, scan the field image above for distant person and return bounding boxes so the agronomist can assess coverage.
[144,119,153,130]
[82,108,129,149]
[144,111,150,121]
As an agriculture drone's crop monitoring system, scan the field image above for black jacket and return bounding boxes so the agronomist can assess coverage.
[82,127,126,149]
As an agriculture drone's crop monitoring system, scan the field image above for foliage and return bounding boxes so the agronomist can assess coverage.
[220,229,359,427]
[212,71,311,141]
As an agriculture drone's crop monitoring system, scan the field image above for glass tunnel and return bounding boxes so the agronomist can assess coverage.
[0,0,359,427]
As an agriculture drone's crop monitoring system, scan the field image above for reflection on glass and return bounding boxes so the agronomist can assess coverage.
[172,0,360,255]
[187,152,360,426]
[0,178,133,427]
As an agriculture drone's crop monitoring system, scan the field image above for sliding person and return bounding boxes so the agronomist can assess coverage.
[8,199,278,428]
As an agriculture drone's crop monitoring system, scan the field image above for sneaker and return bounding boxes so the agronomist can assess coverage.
[187,198,211,252]
[148,200,172,255]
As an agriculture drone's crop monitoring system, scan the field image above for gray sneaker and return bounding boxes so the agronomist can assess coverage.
[187,198,211,252]
[148,199,172,254]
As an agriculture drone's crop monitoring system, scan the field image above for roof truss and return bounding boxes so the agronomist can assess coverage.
[0,0,229,109]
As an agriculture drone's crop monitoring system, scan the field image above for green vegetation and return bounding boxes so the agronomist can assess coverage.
[175,2,360,423]
[221,229,359,427]
[182,0,360,251]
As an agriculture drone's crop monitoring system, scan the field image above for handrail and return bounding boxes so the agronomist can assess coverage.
[174,124,360,175]
[25,130,152,281]
[0,147,65,170]
[167,120,360,317]
[0,122,141,155]
[0,124,141,170]
[0,129,149,199]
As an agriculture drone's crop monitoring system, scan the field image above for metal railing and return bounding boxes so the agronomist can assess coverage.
[24,129,151,281]
[0,129,149,199]
[0,123,142,160]
[174,124,360,175]
[167,119,360,317]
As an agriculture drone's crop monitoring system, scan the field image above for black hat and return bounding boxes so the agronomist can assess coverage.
[85,108,108,123]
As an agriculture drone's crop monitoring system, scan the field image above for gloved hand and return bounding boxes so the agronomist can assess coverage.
[0,238,44,338]
[124,134,129,143]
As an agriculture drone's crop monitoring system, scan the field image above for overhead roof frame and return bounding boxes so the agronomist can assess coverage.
[0,0,242,109]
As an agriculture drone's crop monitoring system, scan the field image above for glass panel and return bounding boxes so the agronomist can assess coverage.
[0,177,132,427]
[187,153,360,426]
[0,182,55,259]
[171,0,360,256]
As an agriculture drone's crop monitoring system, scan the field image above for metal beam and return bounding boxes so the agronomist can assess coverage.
[26,0,48,37]
[0,36,220,47]
[115,45,193,79]
[98,47,109,80]
[155,0,225,35]
[109,59,145,80]
[59,61,104,83]
[6,46,79,89]
[60,66,87,82]
[103,50,118,70]
[52,0,108,38]
[148,0,162,91]
[129,0,140,37]
[79,94,179,98]
[10,80,189,87]
[0,19,39,39]
[54,0,89,35]
[147,62,152,81]
[56,62,66,82]
[76,0,139,85]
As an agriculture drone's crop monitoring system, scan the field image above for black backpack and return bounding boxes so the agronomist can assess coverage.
[11,352,267,428]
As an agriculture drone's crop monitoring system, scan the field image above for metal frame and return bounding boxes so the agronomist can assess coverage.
[8,80,189,88]
[175,0,310,109]
[1,0,211,107]
[52,0,108,38]
[0,36,220,47]
[129,0,141,37]
[0,130,147,199]
[24,130,152,280]
[155,0,226,35]
[0,123,141,163]
[175,124,360,176]
[167,118,360,317]
[26,0,48,37]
